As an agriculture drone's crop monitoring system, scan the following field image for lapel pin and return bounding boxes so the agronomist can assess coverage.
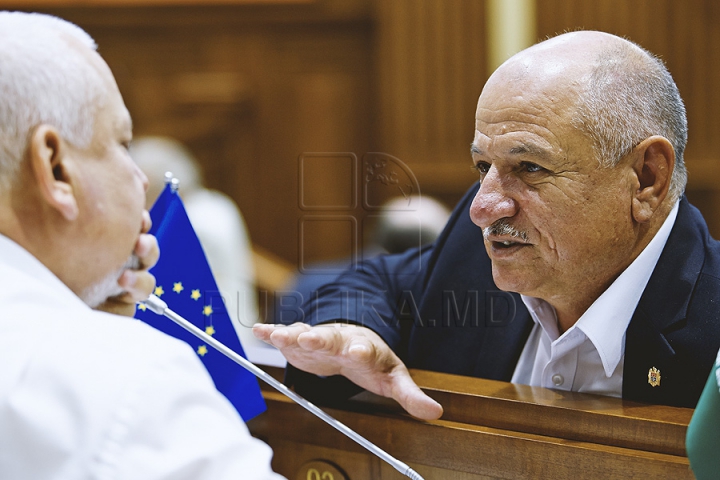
[648,366,661,387]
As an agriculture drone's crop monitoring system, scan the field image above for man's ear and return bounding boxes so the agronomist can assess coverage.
[630,135,674,224]
[29,125,79,221]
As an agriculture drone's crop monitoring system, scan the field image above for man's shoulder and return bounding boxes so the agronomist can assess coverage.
[1,299,216,429]
[62,307,198,372]
[672,198,720,280]
[3,298,203,387]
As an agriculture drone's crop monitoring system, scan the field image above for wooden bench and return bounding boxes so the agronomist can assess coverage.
[248,369,694,479]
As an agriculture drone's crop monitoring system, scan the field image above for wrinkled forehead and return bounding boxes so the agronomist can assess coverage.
[477,31,621,114]
[474,67,585,138]
[478,56,590,118]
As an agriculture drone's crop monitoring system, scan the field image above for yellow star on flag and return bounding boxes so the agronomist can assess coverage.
[197,345,208,356]
[154,285,164,297]
[205,325,215,336]
[137,303,147,311]
[191,289,201,301]
[173,282,184,293]
[203,305,213,316]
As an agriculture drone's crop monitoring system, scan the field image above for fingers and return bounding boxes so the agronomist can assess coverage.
[252,323,311,348]
[114,230,158,305]
[134,233,159,271]
[252,323,274,342]
[118,213,158,303]
[253,323,364,378]
[296,326,348,354]
[252,323,445,420]
[347,340,372,361]
[135,211,158,270]
[141,209,152,234]
[117,268,156,301]
[253,323,346,353]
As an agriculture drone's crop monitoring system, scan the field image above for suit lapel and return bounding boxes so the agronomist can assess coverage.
[623,198,705,405]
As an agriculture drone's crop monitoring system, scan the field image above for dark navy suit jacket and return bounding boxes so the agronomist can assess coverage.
[288,184,720,408]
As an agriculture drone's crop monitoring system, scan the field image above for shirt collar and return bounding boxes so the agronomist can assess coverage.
[0,233,90,311]
[521,201,679,377]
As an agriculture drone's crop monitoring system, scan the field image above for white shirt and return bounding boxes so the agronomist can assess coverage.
[0,234,284,480]
[511,202,679,396]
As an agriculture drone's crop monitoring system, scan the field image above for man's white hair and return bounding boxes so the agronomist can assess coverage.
[0,12,105,190]
[572,39,688,203]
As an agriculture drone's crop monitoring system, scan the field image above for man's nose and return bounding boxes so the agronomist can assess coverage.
[136,163,149,192]
[469,167,518,229]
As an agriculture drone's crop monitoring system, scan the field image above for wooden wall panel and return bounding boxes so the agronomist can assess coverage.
[22,2,375,269]
[6,0,720,267]
[373,0,487,207]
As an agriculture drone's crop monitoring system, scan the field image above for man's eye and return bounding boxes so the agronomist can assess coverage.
[472,162,490,175]
[521,162,544,173]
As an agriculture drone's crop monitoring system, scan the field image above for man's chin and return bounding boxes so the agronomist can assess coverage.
[490,270,533,296]
[80,274,125,309]
[80,254,139,308]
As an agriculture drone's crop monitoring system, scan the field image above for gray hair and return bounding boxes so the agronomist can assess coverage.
[572,40,688,202]
[0,12,105,190]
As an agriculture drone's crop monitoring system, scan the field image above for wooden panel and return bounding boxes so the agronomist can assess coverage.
[373,0,487,208]
[4,0,312,5]
[413,370,691,457]
[9,0,720,270]
[248,369,694,479]
[16,1,375,273]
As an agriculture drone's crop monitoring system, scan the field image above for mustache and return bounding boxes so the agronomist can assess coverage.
[483,219,529,243]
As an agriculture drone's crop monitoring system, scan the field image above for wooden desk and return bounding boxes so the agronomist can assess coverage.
[247,369,695,479]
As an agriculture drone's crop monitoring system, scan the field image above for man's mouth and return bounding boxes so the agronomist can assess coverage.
[494,239,522,248]
[489,238,530,252]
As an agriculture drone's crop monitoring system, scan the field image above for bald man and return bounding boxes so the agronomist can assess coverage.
[255,31,720,418]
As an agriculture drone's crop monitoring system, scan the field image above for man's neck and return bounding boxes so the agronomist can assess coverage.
[548,199,679,334]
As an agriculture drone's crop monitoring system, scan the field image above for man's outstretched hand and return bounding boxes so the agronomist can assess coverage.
[253,322,443,421]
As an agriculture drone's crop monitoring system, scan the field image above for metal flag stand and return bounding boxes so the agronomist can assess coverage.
[141,294,425,480]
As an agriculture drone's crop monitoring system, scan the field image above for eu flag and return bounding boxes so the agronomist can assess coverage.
[135,182,266,421]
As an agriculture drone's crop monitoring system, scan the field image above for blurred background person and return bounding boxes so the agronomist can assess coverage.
[131,135,263,351]
[281,194,451,324]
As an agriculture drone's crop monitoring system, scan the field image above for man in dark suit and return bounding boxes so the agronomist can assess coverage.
[254,30,720,419]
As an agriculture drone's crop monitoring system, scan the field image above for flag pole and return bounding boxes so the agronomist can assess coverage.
[142,294,424,480]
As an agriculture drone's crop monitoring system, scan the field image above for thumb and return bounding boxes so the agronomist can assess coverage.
[390,368,443,420]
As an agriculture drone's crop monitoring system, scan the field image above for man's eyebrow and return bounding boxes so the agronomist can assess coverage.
[471,142,553,160]
[509,142,551,159]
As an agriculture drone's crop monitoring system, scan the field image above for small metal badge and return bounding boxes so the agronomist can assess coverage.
[648,367,661,387]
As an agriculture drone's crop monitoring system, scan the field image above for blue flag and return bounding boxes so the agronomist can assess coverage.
[135,183,266,421]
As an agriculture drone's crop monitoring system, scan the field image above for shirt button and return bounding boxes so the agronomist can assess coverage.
[552,374,564,386]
